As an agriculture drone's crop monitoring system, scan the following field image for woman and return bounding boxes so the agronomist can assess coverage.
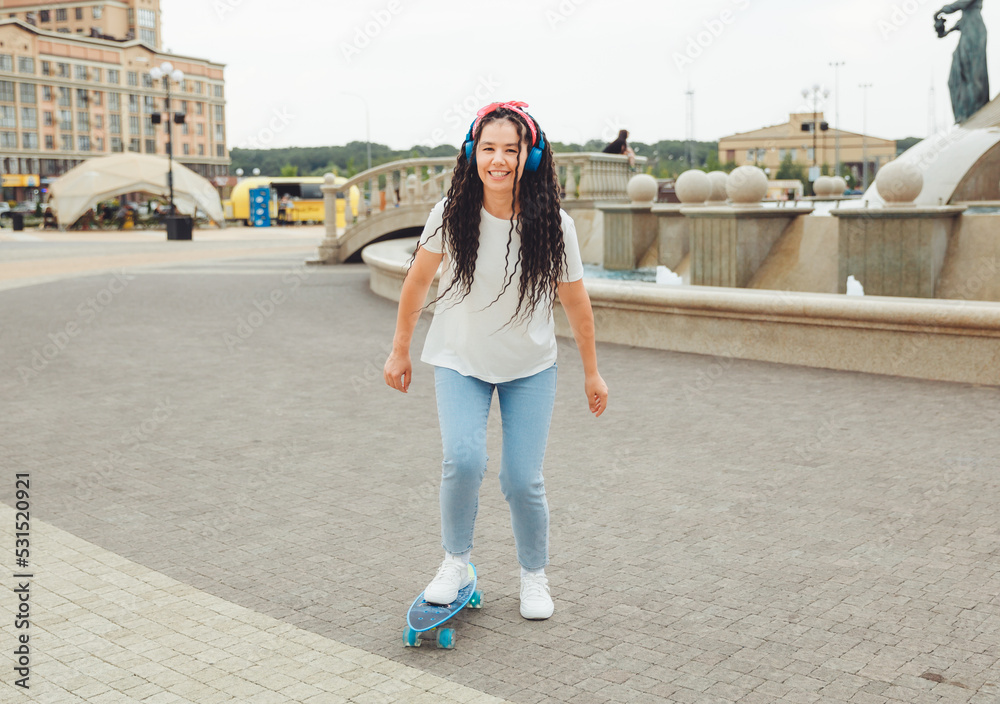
[936,0,989,123]
[603,129,636,167]
[383,101,608,620]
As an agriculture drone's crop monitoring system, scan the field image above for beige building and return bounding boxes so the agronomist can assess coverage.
[0,0,228,202]
[718,112,896,188]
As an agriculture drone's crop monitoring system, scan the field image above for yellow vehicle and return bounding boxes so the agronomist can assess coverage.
[223,176,360,227]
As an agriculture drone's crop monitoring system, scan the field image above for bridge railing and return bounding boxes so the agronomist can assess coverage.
[317,152,645,262]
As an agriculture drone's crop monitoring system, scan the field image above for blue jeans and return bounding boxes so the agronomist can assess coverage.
[433,365,557,570]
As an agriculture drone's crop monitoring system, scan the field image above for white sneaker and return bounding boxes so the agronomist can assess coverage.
[520,572,554,620]
[423,556,471,605]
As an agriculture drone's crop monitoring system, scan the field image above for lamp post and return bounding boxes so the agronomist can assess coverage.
[340,92,372,172]
[860,83,873,190]
[801,85,830,169]
[149,61,184,218]
[829,61,845,177]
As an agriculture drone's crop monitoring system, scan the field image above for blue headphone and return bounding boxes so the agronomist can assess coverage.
[463,109,546,173]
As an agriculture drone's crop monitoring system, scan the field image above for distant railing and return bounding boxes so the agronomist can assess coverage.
[316,152,645,262]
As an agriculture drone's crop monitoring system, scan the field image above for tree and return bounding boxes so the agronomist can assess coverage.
[776,153,806,185]
[280,164,298,177]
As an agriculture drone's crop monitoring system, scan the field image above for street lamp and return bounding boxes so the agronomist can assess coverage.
[340,92,372,172]
[860,83,873,190]
[149,61,184,221]
[801,85,830,170]
[829,61,845,177]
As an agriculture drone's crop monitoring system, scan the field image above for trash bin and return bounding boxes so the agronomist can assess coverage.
[11,212,24,231]
[165,215,193,240]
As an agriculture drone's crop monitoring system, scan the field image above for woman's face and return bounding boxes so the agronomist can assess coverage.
[476,119,528,198]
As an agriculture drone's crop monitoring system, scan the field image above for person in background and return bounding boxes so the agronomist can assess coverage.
[603,129,636,168]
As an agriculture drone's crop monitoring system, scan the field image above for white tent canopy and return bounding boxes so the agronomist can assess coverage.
[47,153,225,226]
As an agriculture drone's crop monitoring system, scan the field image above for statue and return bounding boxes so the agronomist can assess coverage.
[935,0,990,123]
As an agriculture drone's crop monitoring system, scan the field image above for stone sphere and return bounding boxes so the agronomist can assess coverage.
[706,171,729,203]
[830,176,848,195]
[627,173,659,204]
[323,172,337,185]
[813,176,836,197]
[876,160,923,205]
[726,166,769,205]
[675,169,710,204]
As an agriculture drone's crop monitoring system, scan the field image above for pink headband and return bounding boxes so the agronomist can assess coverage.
[473,100,538,145]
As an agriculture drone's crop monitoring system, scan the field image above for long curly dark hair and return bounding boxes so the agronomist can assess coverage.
[422,106,566,326]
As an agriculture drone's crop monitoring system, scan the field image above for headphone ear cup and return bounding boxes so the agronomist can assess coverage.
[525,147,542,172]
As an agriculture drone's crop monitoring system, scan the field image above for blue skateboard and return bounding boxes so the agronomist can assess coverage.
[404,563,482,649]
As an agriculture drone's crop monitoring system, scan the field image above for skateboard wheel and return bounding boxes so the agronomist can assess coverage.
[469,590,483,609]
[403,627,421,647]
[436,628,455,649]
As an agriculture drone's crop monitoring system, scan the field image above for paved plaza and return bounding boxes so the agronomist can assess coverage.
[0,226,998,703]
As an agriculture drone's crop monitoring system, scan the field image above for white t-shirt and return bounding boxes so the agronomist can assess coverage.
[417,199,585,383]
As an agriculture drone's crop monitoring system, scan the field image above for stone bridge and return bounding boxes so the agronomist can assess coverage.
[312,152,644,264]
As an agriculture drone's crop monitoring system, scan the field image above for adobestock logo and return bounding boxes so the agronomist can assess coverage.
[340,0,404,64]
[672,0,751,72]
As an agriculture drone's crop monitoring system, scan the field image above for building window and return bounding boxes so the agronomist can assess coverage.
[78,135,91,151]
[0,131,16,148]
[19,83,36,104]
[138,8,156,27]
[214,124,224,141]
[57,28,70,33]
[60,134,73,150]
[77,111,89,131]
[183,143,189,155]
[195,123,203,136]
[127,71,138,86]
[43,111,53,126]
[58,87,72,107]
[18,57,34,74]
[807,148,815,162]
[216,144,225,157]
[108,69,120,84]
[142,73,153,88]
[140,29,156,45]
[0,105,15,127]
[109,114,121,134]
[93,68,102,83]
[58,110,72,130]
[214,84,223,98]
[128,115,140,134]
[41,61,51,76]
[75,7,83,20]
[129,138,139,152]
[108,92,120,111]
[75,65,88,81]
[55,8,67,21]
[42,86,52,102]
[0,55,11,72]
[94,6,103,19]
[93,91,102,107]
[76,89,89,106]
[128,94,139,113]
[22,132,38,149]
[0,81,14,103]
[181,122,188,135]
[143,95,156,113]
[94,114,103,129]
[198,144,204,155]
[143,115,154,135]
[145,138,155,154]
[57,63,70,78]
[39,10,50,22]
[20,107,37,128]
[95,136,104,151]
[214,105,224,121]
[111,137,122,152]
[195,102,203,115]
[44,134,54,149]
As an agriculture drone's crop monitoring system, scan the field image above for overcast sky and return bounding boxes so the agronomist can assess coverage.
[161,0,1000,150]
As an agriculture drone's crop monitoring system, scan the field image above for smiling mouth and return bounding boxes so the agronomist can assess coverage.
[488,170,510,179]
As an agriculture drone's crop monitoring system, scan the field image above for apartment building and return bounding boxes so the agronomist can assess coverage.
[0,1,228,201]
[718,112,896,185]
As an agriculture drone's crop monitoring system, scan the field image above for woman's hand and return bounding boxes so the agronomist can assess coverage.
[586,372,608,417]
[384,350,412,393]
